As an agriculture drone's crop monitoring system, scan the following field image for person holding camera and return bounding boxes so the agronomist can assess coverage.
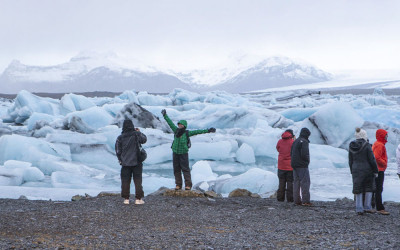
[161,109,216,191]
[115,119,147,205]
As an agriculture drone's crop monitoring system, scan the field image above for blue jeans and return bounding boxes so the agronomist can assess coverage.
[355,192,372,213]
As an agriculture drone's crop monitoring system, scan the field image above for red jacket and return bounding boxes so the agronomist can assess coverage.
[276,131,294,171]
[372,129,388,172]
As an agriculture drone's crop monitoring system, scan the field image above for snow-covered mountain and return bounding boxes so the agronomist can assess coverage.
[0,52,195,94]
[207,57,333,93]
[0,52,332,94]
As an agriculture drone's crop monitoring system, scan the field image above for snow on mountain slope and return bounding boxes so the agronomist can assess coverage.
[208,57,333,93]
[0,53,333,94]
[0,52,193,94]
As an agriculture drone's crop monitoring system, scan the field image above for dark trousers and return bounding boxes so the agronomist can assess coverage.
[375,171,385,211]
[277,170,294,202]
[293,168,311,204]
[121,165,144,199]
[173,153,192,188]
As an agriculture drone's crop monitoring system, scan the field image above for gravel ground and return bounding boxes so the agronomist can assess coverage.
[0,195,399,249]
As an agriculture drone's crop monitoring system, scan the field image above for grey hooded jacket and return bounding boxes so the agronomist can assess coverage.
[115,120,147,167]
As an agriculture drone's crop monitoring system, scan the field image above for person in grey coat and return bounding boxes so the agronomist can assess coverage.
[291,127,312,206]
[349,128,378,215]
[115,120,147,205]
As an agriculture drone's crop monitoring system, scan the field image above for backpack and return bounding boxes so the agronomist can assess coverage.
[135,133,147,162]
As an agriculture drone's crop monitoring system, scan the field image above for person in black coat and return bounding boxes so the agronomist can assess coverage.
[349,128,378,215]
[291,127,312,206]
[115,120,147,205]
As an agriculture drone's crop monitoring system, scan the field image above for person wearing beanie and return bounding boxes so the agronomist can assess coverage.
[276,129,295,202]
[115,119,147,205]
[161,109,216,191]
[349,128,378,215]
[291,127,312,206]
[372,129,390,215]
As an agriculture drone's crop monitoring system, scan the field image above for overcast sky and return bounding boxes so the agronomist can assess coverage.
[0,0,399,73]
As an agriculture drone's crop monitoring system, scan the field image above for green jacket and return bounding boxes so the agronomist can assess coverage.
[163,114,209,154]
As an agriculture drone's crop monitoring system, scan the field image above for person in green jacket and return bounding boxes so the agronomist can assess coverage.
[161,109,216,190]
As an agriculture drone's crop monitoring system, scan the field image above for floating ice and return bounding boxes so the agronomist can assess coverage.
[191,161,217,186]
[0,134,71,166]
[236,143,256,164]
[60,93,96,113]
[65,106,113,131]
[309,102,364,147]
[213,168,278,195]
[280,108,317,122]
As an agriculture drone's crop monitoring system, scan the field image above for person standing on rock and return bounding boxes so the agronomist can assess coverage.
[348,128,378,215]
[161,109,216,191]
[372,129,390,215]
[291,127,312,206]
[115,119,147,205]
[276,129,295,202]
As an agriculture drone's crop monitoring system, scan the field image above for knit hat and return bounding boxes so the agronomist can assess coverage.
[285,129,294,137]
[355,127,368,141]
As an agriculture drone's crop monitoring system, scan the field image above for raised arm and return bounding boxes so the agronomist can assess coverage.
[188,127,216,137]
[161,109,177,133]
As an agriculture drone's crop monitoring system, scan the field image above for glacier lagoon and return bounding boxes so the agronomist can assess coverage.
[0,88,399,201]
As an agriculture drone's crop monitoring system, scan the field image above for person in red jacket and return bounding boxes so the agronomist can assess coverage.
[276,129,295,202]
[372,129,390,215]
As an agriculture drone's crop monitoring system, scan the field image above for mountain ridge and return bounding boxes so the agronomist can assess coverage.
[0,53,332,94]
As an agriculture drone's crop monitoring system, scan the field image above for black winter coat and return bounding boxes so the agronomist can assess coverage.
[115,121,147,167]
[348,139,378,194]
[291,128,311,168]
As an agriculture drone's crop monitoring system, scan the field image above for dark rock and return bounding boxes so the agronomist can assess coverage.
[204,191,222,198]
[228,188,252,197]
[97,191,120,197]
[18,195,28,200]
[163,189,205,198]
[148,187,169,196]
[71,195,85,201]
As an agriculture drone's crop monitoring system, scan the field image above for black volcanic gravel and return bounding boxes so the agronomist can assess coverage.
[0,195,399,249]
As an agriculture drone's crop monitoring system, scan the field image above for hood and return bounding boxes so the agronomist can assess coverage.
[177,120,187,128]
[299,127,311,140]
[349,139,368,154]
[122,119,135,133]
[376,129,388,144]
[281,131,293,139]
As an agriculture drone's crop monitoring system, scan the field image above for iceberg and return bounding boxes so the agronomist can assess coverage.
[213,168,278,195]
[309,102,364,147]
[65,106,113,131]
[236,143,256,164]
[5,90,60,123]
[60,93,96,113]
[191,161,217,186]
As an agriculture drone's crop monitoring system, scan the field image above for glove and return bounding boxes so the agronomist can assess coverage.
[208,127,216,133]
[119,160,122,166]
[374,173,378,178]
[161,109,166,116]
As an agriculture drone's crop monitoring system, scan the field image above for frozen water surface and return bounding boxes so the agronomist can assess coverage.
[0,88,399,202]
